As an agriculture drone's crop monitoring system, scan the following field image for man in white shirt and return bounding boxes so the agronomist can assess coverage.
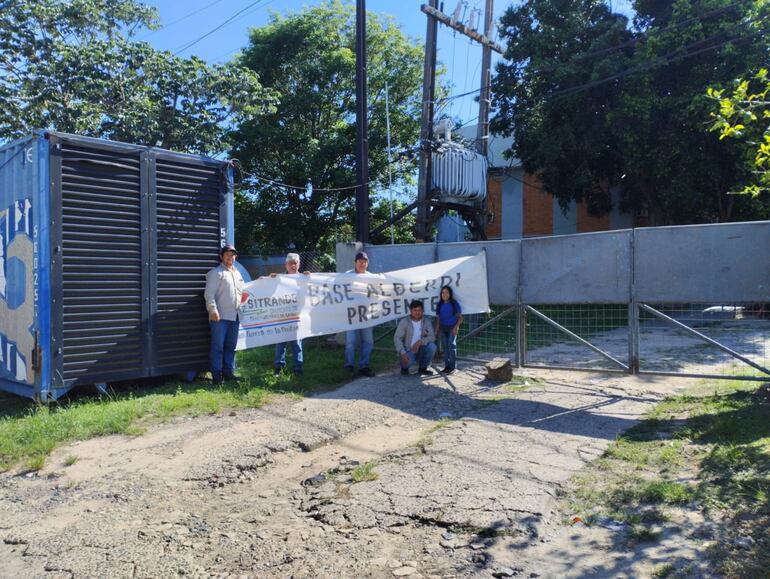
[393,299,437,376]
[204,244,244,383]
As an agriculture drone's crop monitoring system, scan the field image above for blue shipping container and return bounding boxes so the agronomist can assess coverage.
[0,131,235,401]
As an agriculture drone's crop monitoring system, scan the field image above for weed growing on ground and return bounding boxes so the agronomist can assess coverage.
[63,455,78,466]
[414,417,455,452]
[351,461,378,482]
[651,563,675,578]
[628,524,663,542]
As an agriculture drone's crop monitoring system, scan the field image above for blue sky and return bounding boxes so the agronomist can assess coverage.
[140,0,634,129]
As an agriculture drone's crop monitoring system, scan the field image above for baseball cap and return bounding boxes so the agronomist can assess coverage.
[220,244,238,255]
[354,251,369,261]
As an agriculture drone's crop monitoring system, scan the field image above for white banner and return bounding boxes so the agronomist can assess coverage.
[236,252,489,350]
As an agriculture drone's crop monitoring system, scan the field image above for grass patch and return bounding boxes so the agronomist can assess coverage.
[566,378,770,576]
[351,460,378,482]
[0,338,398,473]
[63,455,78,466]
[628,524,663,542]
[428,416,453,433]
[414,416,455,452]
[651,563,675,578]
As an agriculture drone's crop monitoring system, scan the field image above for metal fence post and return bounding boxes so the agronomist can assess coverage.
[628,228,639,374]
[516,240,525,367]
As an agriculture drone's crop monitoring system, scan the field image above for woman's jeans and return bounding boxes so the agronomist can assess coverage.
[440,325,457,370]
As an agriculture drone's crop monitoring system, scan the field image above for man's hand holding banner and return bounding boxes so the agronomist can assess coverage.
[236,252,489,350]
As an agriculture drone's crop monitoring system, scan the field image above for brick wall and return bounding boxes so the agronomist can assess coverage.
[485,177,502,239]
[576,201,610,233]
[522,175,553,236]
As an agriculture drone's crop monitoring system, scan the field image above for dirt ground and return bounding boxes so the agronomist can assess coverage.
[0,357,734,579]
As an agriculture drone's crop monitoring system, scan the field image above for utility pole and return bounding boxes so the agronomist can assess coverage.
[415,1,502,243]
[415,0,438,242]
[355,0,369,243]
[476,0,493,158]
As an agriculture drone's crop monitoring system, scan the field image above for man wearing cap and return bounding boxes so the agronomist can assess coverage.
[394,299,436,376]
[344,251,375,377]
[269,252,309,375]
[204,244,244,383]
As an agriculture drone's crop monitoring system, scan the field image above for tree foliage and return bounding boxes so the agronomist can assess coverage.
[230,1,424,254]
[491,0,770,224]
[0,0,272,155]
[709,68,770,199]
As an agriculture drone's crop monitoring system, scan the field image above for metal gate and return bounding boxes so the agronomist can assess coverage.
[358,222,770,381]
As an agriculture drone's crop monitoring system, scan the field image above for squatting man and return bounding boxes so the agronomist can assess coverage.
[394,299,437,376]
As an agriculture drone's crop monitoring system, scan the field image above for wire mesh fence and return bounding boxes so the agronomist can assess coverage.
[524,304,630,371]
[637,303,770,379]
[456,306,518,362]
[327,301,770,381]
[369,306,519,366]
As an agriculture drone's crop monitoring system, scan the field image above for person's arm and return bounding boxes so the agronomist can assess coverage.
[204,269,220,321]
[452,314,463,336]
[424,319,436,344]
[394,319,407,355]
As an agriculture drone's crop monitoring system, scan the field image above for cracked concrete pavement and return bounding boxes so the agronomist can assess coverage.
[0,363,703,578]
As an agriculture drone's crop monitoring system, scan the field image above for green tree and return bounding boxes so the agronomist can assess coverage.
[491,0,770,224]
[230,0,424,254]
[709,68,770,201]
[0,0,272,155]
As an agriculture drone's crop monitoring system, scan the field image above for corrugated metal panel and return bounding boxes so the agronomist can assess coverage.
[58,140,146,383]
[152,155,222,372]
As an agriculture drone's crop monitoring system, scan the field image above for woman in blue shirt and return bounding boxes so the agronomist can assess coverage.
[434,285,463,374]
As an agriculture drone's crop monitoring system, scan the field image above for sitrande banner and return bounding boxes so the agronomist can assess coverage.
[236,252,489,350]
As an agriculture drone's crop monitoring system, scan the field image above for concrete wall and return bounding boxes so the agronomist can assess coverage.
[339,221,770,305]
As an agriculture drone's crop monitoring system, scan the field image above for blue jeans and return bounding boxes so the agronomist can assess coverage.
[274,339,303,371]
[440,326,457,370]
[210,319,239,378]
[400,342,437,370]
[345,327,374,369]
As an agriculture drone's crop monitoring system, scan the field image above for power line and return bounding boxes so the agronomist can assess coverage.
[173,0,272,56]
[231,160,406,194]
[138,0,229,40]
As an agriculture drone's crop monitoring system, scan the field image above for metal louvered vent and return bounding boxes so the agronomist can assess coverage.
[59,143,146,384]
[152,156,222,373]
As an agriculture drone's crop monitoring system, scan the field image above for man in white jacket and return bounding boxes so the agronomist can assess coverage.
[204,244,244,383]
[394,300,437,376]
